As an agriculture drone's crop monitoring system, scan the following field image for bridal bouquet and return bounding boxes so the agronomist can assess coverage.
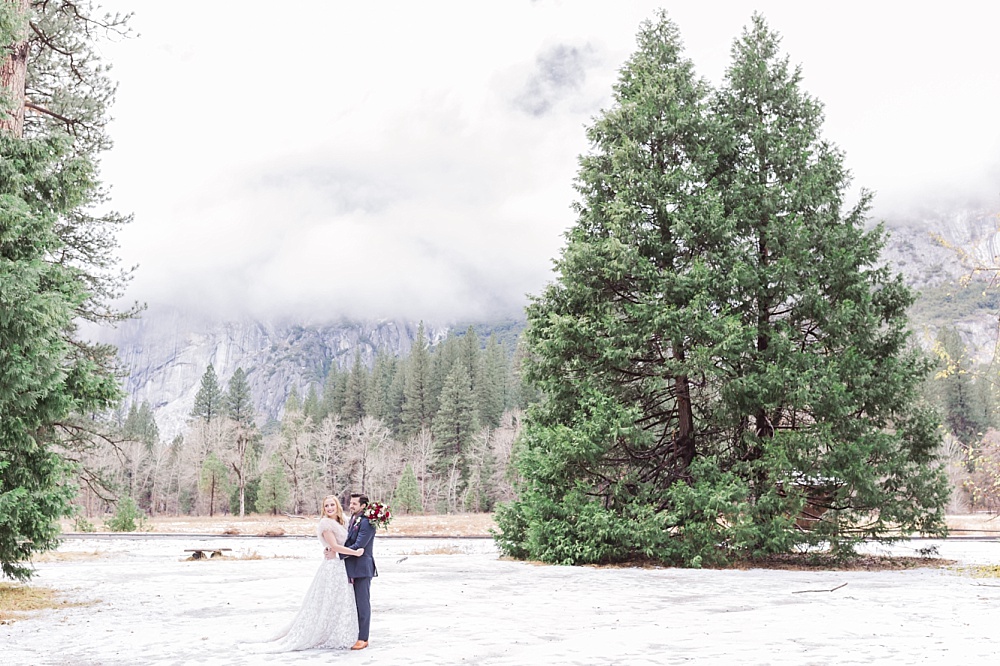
[363,502,392,529]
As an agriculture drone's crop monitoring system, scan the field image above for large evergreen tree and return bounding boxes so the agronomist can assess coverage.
[708,15,947,552]
[495,12,948,566]
[1,0,132,580]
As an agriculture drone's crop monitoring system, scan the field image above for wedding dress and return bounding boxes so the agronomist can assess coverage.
[241,517,359,652]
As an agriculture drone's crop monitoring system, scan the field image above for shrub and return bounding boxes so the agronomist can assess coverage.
[393,464,423,514]
[72,516,96,533]
[105,497,149,532]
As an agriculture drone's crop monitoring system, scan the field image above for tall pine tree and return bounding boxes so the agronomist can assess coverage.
[319,364,346,420]
[401,322,433,437]
[931,327,986,447]
[1,1,133,580]
[341,350,368,425]
[224,367,257,517]
[477,335,507,428]
[708,14,947,553]
[433,363,479,478]
[191,365,224,425]
[255,453,291,515]
[366,352,398,425]
[496,11,948,566]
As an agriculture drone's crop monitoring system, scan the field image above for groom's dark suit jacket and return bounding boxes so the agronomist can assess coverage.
[343,515,377,579]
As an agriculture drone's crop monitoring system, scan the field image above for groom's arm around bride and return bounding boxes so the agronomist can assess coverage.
[342,516,375,567]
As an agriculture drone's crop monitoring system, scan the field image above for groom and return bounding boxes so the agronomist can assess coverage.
[341,492,376,650]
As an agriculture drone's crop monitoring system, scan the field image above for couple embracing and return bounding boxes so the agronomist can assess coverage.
[242,493,377,653]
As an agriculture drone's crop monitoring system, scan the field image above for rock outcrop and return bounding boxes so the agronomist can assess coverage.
[86,309,446,439]
[881,206,1000,362]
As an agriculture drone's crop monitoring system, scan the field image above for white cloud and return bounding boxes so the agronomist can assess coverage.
[94,0,1000,321]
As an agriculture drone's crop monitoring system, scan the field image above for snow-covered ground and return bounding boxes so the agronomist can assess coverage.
[4,535,1000,665]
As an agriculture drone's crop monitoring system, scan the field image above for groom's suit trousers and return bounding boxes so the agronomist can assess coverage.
[354,576,372,641]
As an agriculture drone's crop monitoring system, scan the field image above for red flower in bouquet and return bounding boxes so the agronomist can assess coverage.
[363,501,392,529]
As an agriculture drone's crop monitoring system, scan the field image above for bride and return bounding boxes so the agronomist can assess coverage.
[241,495,364,652]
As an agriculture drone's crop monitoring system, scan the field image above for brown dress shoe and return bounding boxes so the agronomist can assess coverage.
[350,640,369,650]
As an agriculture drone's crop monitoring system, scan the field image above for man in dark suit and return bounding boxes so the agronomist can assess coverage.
[341,493,376,650]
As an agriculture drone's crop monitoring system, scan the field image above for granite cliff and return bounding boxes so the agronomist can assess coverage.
[86,310,448,439]
[880,205,1000,362]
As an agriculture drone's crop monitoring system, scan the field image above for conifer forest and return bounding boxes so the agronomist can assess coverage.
[74,325,533,523]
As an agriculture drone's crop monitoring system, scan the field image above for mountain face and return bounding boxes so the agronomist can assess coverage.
[880,206,1000,363]
[87,310,447,439]
[880,207,1000,289]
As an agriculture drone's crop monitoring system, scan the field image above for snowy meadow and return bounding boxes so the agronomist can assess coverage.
[3,535,1000,665]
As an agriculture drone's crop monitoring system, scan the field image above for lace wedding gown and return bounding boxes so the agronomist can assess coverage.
[241,517,359,652]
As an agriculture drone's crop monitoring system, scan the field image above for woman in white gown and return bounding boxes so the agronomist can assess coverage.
[242,495,363,652]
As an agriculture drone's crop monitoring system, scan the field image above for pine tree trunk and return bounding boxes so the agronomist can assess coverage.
[673,343,696,473]
[0,0,30,137]
[752,201,774,458]
[674,376,695,464]
[232,453,246,517]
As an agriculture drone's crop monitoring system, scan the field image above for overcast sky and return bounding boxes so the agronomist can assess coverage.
[93,1,1000,323]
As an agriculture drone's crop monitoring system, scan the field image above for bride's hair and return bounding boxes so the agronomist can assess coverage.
[322,495,345,525]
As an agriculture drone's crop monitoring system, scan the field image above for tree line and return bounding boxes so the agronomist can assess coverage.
[72,324,533,521]
[928,325,1000,512]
